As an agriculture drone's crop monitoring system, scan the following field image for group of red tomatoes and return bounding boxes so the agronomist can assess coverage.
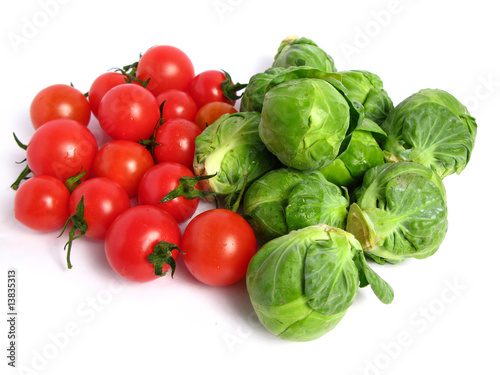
[12,45,258,287]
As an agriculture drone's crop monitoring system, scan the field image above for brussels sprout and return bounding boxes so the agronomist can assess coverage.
[239,67,285,113]
[259,67,363,171]
[319,118,386,189]
[272,36,336,72]
[339,70,394,125]
[346,162,448,264]
[193,112,278,196]
[381,88,477,178]
[246,224,394,341]
[243,168,349,243]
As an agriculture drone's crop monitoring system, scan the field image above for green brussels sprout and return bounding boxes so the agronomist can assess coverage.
[346,162,448,264]
[243,168,350,243]
[246,224,394,342]
[339,70,394,125]
[193,112,278,196]
[240,67,285,113]
[272,36,336,72]
[319,118,386,189]
[259,67,363,171]
[381,88,477,178]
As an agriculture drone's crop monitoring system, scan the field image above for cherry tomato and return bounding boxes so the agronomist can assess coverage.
[188,70,231,108]
[26,119,98,183]
[136,45,195,96]
[14,175,70,232]
[98,83,160,142]
[105,205,182,282]
[195,101,237,130]
[68,177,131,239]
[156,89,198,122]
[30,84,91,129]
[88,72,127,117]
[137,162,199,224]
[153,118,202,170]
[181,209,258,286]
[92,140,155,197]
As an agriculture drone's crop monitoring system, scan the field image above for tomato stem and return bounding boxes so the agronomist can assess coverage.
[140,100,166,163]
[10,165,32,191]
[147,241,184,278]
[57,196,88,269]
[65,169,87,193]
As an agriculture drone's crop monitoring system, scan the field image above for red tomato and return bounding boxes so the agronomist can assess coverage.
[195,101,237,130]
[98,83,160,142]
[68,177,131,239]
[14,175,70,232]
[136,45,195,96]
[30,84,91,129]
[156,89,198,122]
[188,70,230,108]
[26,119,98,183]
[92,140,155,197]
[105,205,182,282]
[88,72,128,117]
[181,209,258,286]
[153,118,202,170]
[137,162,199,224]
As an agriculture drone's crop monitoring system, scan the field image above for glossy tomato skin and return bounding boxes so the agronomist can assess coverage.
[92,140,155,197]
[26,119,98,183]
[30,84,91,129]
[137,162,199,223]
[88,72,128,117]
[14,175,70,232]
[136,45,195,96]
[156,89,198,122]
[98,83,160,142]
[188,70,230,108]
[105,205,182,282]
[181,209,258,286]
[69,177,131,239]
[153,118,202,170]
[194,101,237,130]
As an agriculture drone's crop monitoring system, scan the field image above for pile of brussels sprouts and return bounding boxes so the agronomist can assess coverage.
[193,36,477,342]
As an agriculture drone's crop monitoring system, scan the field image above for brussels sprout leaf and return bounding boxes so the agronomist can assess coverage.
[354,250,394,304]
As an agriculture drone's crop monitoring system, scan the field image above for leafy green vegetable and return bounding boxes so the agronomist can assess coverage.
[346,162,448,264]
[193,112,278,196]
[243,169,349,243]
[272,36,336,72]
[246,224,393,341]
[381,88,477,178]
[258,67,363,171]
[339,70,394,125]
[319,118,386,189]
[239,67,285,113]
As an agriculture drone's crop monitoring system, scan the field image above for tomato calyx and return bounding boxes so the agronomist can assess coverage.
[159,174,217,203]
[11,133,32,190]
[147,241,184,278]
[58,196,88,269]
[220,70,247,104]
[112,58,150,88]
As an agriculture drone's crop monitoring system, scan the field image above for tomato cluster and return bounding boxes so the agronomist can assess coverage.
[12,45,257,287]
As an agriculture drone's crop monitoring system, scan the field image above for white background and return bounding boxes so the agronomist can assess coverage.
[1,1,498,374]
